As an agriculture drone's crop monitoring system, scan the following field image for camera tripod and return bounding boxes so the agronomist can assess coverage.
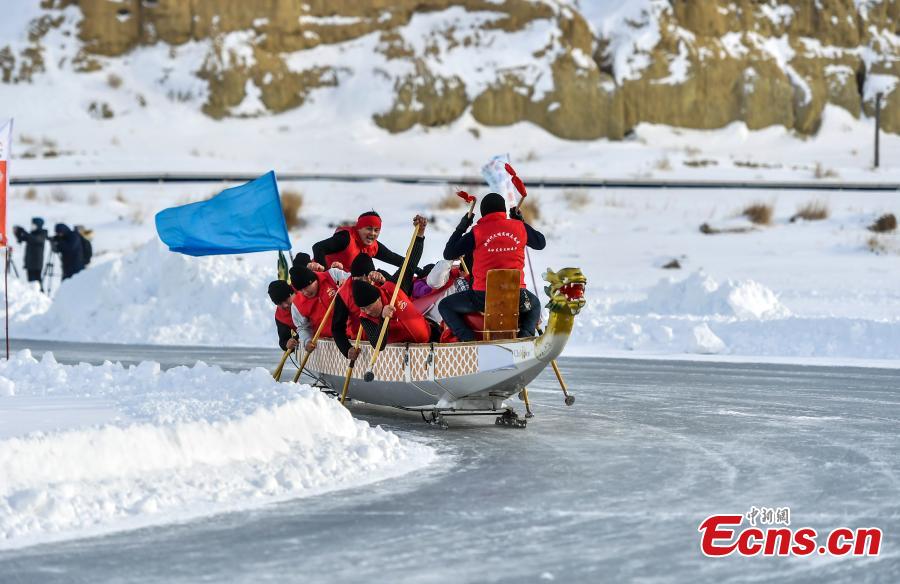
[42,253,59,294]
[4,250,19,279]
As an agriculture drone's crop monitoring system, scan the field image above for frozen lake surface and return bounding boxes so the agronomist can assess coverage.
[1,340,897,583]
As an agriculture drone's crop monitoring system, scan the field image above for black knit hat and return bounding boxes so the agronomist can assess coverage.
[289,266,317,290]
[480,192,506,217]
[352,279,381,307]
[292,252,311,269]
[268,280,292,304]
[350,253,375,277]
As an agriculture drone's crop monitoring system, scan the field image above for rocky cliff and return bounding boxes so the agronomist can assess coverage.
[3,0,898,138]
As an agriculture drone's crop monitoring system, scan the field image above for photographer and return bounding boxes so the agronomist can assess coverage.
[51,223,85,280]
[12,217,48,290]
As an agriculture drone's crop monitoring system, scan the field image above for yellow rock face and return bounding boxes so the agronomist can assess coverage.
[10,0,900,135]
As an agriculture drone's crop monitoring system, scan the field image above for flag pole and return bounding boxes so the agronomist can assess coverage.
[4,247,9,359]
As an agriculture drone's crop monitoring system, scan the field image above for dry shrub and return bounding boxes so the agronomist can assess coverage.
[700,223,753,235]
[868,213,897,233]
[814,162,838,179]
[683,159,718,168]
[603,195,626,208]
[520,199,541,224]
[129,206,145,225]
[662,258,681,269]
[87,193,100,206]
[107,73,123,89]
[741,202,773,225]
[115,192,127,204]
[435,187,468,211]
[281,190,306,230]
[24,187,38,200]
[866,236,886,254]
[790,200,829,222]
[49,187,69,202]
[654,157,672,171]
[562,189,590,210]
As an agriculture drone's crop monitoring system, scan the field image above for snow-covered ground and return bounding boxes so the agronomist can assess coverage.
[0,349,435,550]
[3,179,899,365]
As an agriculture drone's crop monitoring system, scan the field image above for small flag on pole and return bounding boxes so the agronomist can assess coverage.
[481,154,517,205]
[155,171,291,256]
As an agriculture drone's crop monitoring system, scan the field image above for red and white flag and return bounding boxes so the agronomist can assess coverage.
[0,118,12,247]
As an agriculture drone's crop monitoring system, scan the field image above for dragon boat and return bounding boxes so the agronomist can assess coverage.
[303,267,587,427]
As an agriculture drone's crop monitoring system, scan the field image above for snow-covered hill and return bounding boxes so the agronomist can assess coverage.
[1,0,899,180]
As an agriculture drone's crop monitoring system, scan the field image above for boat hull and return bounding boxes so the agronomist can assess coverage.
[306,336,555,411]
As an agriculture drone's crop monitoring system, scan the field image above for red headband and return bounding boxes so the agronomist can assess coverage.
[356,214,382,229]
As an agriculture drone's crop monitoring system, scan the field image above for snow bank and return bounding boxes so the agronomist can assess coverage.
[13,240,276,346]
[618,271,791,320]
[0,350,435,549]
[0,279,52,324]
[570,272,900,360]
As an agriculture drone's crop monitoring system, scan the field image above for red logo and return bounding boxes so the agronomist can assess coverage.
[699,508,881,557]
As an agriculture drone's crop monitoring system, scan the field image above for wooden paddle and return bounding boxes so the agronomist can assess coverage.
[363,222,421,382]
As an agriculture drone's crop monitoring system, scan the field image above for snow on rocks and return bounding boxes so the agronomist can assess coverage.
[0,350,435,549]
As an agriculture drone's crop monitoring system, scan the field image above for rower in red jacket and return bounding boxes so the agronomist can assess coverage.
[289,264,350,353]
[313,211,423,273]
[267,280,298,351]
[349,279,436,357]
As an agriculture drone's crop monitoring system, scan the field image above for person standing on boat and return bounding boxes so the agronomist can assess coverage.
[268,280,298,351]
[288,264,350,353]
[313,211,426,274]
[439,193,546,341]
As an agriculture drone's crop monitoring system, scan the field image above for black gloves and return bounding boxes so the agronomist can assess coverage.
[456,213,474,231]
[509,206,524,221]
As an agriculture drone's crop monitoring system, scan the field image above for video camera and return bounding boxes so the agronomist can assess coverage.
[49,235,61,254]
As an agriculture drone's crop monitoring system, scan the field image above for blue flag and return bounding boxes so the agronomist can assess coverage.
[155,171,291,256]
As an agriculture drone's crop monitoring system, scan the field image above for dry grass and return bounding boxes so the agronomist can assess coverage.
[562,189,590,210]
[281,190,306,230]
[662,258,681,269]
[87,193,100,206]
[107,73,123,89]
[654,157,672,171]
[790,200,830,222]
[115,192,127,204]
[868,213,897,233]
[49,187,69,203]
[683,159,718,168]
[603,195,626,208]
[129,206,145,225]
[866,235,886,254]
[23,187,38,200]
[520,199,541,224]
[741,202,774,226]
[814,162,839,179]
[435,187,468,210]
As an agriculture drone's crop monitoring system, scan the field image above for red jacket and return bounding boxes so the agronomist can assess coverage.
[291,271,340,338]
[275,305,295,330]
[360,281,430,344]
[471,211,526,291]
[325,226,379,269]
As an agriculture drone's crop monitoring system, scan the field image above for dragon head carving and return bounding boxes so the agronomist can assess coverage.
[543,267,587,315]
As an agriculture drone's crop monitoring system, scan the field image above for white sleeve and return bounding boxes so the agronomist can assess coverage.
[426,259,453,289]
[291,303,313,345]
[328,268,350,285]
